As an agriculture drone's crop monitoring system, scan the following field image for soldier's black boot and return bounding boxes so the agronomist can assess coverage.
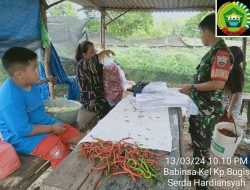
[188,172,197,181]
[195,176,208,190]
[196,185,208,190]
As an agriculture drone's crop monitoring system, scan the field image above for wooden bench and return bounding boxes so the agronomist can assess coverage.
[0,155,50,190]
[0,120,97,190]
[0,106,110,190]
[0,91,132,189]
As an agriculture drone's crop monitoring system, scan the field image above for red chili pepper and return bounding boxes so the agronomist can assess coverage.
[142,150,165,157]
[109,171,129,177]
[95,165,107,171]
[146,159,162,167]
[123,164,143,178]
[78,139,163,183]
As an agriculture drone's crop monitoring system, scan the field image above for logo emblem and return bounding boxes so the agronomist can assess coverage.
[50,146,63,159]
[217,56,228,68]
[217,1,250,35]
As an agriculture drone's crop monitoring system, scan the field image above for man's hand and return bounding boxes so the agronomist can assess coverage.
[98,50,115,61]
[179,84,191,96]
[51,124,65,134]
[106,50,115,56]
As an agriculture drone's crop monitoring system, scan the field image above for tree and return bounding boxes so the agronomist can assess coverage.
[47,0,77,16]
[84,10,100,32]
[86,11,153,39]
[108,12,153,39]
[148,18,173,38]
[184,12,209,37]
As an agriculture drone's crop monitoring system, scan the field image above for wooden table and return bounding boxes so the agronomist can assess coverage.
[42,107,183,190]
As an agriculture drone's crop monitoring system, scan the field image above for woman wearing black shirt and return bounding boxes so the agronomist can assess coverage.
[221,46,244,119]
[75,41,115,129]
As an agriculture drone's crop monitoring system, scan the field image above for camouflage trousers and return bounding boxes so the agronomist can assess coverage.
[189,114,219,181]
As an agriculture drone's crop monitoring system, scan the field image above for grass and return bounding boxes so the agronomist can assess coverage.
[0,45,249,92]
[112,46,250,92]
[112,46,203,75]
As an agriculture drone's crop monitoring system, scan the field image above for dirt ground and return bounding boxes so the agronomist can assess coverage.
[28,119,250,190]
[182,119,250,190]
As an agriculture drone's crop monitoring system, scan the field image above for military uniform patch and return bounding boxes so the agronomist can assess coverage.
[211,50,231,81]
[217,55,228,68]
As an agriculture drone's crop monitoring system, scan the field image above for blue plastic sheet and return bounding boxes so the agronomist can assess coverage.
[39,44,80,101]
[0,0,41,57]
[38,62,50,100]
[0,0,80,101]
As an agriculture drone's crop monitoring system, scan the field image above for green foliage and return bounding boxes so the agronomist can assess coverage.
[147,19,168,38]
[111,46,250,92]
[184,12,209,37]
[86,18,100,32]
[113,46,202,73]
[86,11,153,39]
[47,0,77,16]
[112,46,207,84]
[0,46,249,93]
[86,12,186,39]
[0,61,8,84]
[84,11,216,39]
[83,10,100,31]
[108,12,153,39]
[147,18,185,38]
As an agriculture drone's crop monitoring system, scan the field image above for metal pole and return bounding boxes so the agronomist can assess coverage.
[101,10,106,50]
[242,37,247,73]
[241,38,250,130]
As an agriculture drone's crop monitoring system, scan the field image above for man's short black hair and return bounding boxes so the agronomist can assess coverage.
[198,12,215,34]
[2,47,37,75]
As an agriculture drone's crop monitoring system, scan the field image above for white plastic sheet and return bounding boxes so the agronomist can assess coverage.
[136,82,198,115]
[79,95,172,152]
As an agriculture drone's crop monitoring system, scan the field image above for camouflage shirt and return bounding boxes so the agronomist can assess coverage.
[191,39,233,116]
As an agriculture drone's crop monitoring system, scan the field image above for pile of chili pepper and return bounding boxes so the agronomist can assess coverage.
[77,138,164,183]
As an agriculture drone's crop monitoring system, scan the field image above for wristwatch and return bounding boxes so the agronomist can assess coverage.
[190,84,196,91]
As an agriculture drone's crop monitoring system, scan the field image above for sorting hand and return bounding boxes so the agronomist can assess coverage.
[51,124,66,134]
[179,84,191,96]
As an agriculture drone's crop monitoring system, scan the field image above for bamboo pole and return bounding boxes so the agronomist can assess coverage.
[41,0,55,99]
[101,10,106,50]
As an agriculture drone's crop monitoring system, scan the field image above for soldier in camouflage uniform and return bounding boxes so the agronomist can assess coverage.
[180,13,233,190]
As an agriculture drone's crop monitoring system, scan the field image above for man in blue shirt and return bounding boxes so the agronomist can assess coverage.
[0,47,83,168]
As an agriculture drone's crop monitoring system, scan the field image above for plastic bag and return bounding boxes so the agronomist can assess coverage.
[103,57,126,107]
[0,139,21,179]
[136,82,199,115]
[142,81,168,94]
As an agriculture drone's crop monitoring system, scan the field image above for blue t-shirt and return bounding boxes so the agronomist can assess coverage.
[0,78,60,154]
